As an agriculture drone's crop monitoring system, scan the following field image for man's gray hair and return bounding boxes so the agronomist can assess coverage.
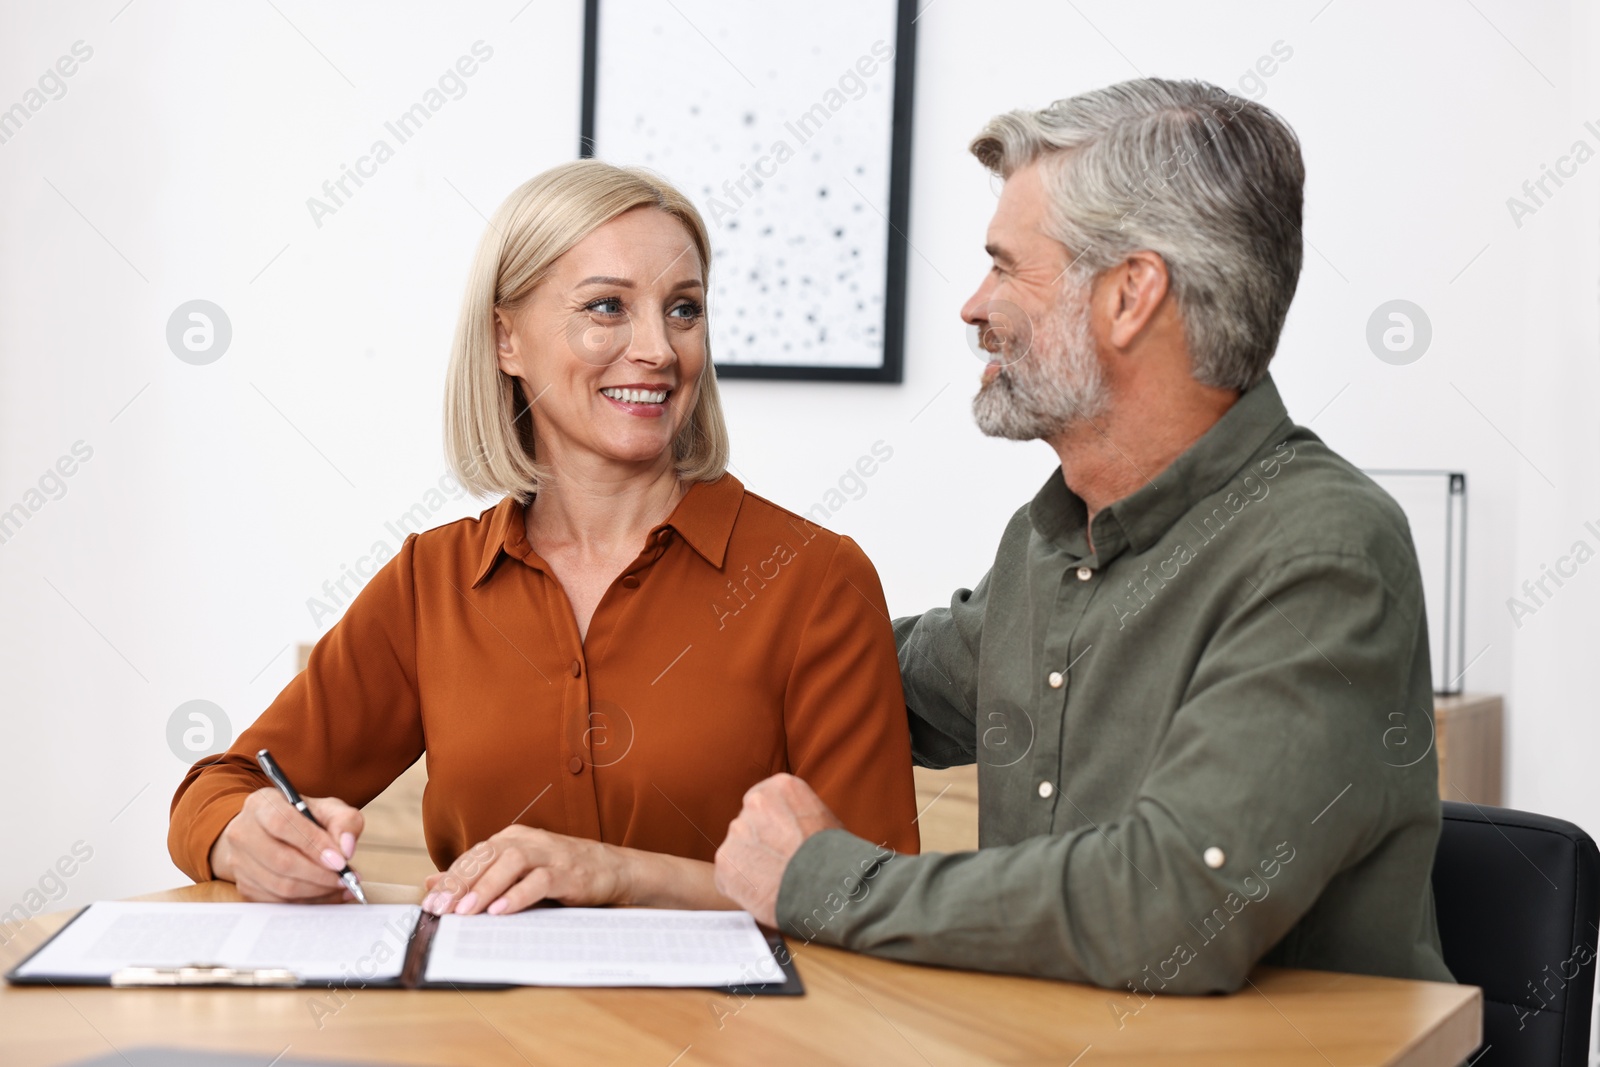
[971,78,1304,391]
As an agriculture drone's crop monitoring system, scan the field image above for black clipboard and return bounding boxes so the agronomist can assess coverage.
[6,904,804,995]
[401,910,804,995]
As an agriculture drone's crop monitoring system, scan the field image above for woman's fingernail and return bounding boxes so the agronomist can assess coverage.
[321,849,345,871]
[488,898,509,915]
[454,892,478,914]
[341,832,356,859]
[431,894,451,915]
[421,893,437,912]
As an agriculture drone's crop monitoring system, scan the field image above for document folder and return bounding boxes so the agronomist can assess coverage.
[6,901,803,995]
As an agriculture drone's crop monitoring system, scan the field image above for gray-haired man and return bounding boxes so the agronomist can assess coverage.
[713,78,1453,994]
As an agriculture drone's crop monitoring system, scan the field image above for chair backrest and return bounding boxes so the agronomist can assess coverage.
[1431,801,1599,1067]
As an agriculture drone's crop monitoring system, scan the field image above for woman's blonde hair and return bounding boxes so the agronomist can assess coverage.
[443,160,730,501]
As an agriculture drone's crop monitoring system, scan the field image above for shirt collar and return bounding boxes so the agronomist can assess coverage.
[472,473,745,588]
[1027,374,1296,559]
[659,473,744,568]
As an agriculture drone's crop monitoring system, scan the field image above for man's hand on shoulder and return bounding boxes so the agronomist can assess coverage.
[715,773,844,926]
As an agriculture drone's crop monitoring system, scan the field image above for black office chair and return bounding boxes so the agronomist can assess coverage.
[1431,800,1600,1067]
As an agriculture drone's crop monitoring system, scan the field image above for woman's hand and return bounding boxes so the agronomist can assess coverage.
[209,788,365,904]
[422,826,633,916]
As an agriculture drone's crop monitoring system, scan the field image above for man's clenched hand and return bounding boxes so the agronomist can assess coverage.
[714,773,844,926]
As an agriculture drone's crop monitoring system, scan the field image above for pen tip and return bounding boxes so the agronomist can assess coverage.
[343,873,369,905]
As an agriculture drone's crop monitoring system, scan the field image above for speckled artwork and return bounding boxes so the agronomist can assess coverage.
[588,0,905,374]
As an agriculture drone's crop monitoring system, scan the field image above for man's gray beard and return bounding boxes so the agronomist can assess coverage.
[972,287,1109,441]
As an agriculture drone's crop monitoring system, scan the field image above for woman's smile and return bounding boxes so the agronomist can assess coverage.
[598,383,673,416]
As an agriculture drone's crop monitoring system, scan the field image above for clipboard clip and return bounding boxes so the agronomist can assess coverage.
[110,964,301,987]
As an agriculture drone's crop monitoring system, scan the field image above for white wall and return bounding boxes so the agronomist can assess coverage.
[0,0,1595,1037]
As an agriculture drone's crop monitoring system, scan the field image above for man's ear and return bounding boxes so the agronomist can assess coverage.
[1104,251,1171,350]
[493,307,522,376]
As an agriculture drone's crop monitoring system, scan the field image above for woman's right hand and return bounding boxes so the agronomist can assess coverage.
[209,787,365,903]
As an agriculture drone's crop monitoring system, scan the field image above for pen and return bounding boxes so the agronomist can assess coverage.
[254,748,369,905]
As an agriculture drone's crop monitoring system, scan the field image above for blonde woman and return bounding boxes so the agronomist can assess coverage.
[169,161,919,915]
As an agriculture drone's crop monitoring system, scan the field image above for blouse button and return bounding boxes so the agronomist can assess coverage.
[567,756,584,775]
[1076,566,1093,581]
[1047,671,1064,689]
[569,659,582,678]
[621,575,640,589]
[1038,781,1054,798]
[1204,847,1226,869]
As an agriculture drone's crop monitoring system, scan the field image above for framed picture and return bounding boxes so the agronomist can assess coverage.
[579,0,918,382]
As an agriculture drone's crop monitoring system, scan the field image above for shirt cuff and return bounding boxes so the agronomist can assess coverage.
[775,827,896,946]
[170,792,250,883]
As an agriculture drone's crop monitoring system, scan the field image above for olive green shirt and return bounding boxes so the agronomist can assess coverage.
[776,375,1453,993]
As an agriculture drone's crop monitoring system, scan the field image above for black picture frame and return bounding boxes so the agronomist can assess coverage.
[578,0,918,384]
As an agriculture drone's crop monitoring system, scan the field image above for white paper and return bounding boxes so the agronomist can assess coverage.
[423,908,784,988]
[12,902,420,982]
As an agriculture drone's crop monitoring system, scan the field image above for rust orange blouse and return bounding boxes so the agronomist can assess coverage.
[168,474,919,881]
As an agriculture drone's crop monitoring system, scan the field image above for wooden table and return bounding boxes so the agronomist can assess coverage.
[0,882,1480,1067]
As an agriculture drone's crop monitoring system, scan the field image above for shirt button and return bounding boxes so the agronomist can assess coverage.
[621,575,640,589]
[1204,847,1226,869]
[569,659,582,678]
[567,756,584,775]
[1047,671,1064,689]
[1038,781,1054,798]
[1076,566,1093,581]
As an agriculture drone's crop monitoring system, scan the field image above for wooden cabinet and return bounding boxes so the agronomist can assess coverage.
[1434,693,1504,807]
[349,760,435,885]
